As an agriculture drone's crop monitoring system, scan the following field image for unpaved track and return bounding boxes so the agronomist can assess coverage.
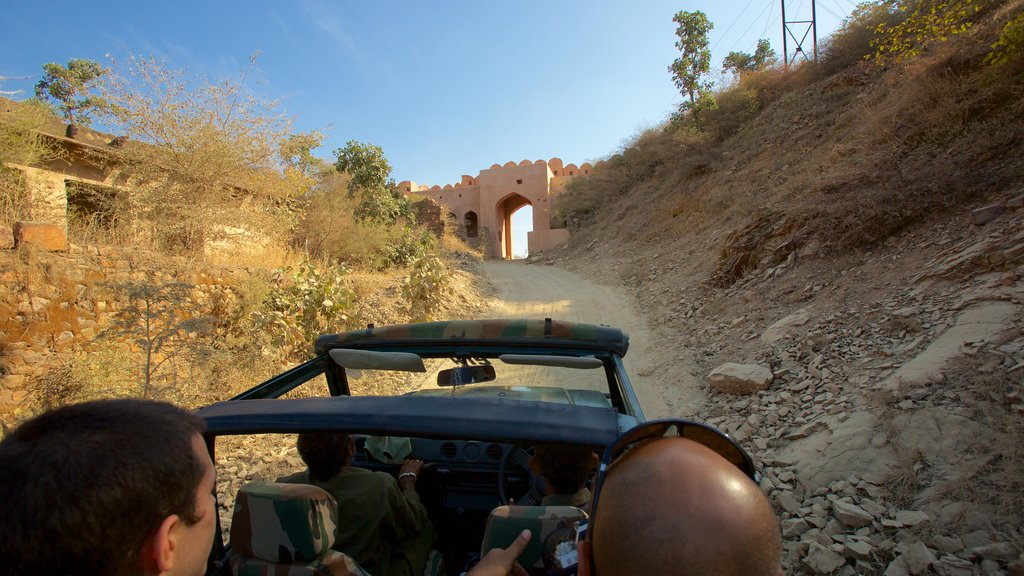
[481,261,705,419]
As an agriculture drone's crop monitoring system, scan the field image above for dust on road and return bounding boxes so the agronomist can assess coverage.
[480,261,705,419]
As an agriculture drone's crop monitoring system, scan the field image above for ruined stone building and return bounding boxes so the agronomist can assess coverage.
[398,158,598,259]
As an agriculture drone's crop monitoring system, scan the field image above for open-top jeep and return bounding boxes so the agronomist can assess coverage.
[199,318,647,575]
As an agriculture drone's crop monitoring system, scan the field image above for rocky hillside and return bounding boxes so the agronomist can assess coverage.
[539,3,1024,575]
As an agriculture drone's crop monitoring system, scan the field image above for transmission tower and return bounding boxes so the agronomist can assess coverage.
[781,0,818,65]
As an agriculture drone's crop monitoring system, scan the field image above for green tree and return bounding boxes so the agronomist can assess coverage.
[985,12,1024,66]
[333,139,412,224]
[668,10,716,126]
[723,39,777,75]
[871,0,981,66]
[34,59,107,128]
[280,130,328,196]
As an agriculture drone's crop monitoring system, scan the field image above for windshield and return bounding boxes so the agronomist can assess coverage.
[344,355,613,398]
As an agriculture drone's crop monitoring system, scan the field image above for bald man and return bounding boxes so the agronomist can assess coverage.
[590,437,783,576]
[472,436,783,576]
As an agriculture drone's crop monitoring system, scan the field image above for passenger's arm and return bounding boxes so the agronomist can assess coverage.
[386,459,431,541]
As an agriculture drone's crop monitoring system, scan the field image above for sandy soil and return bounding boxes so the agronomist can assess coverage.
[480,260,705,419]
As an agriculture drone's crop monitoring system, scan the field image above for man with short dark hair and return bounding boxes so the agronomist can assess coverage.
[278,431,434,576]
[529,443,598,509]
[0,399,217,576]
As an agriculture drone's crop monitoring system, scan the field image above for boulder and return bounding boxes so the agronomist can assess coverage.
[844,540,873,561]
[833,501,874,528]
[775,491,803,515]
[970,204,1005,225]
[900,542,937,575]
[762,308,812,344]
[707,363,773,395]
[804,543,846,574]
[12,221,67,251]
[894,510,931,527]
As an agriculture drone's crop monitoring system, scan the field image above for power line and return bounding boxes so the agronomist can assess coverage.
[735,3,775,50]
[817,1,843,21]
[762,0,776,38]
[832,0,849,20]
[712,0,758,52]
[725,1,775,56]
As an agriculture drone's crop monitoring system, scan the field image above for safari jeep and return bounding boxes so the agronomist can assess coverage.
[198,318,647,575]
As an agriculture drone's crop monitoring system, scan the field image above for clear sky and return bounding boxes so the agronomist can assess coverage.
[1,0,852,255]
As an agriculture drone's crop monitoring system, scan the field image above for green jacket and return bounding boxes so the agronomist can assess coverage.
[278,467,431,576]
[541,487,592,510]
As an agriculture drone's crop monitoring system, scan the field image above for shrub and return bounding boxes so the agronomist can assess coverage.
[986,11,1024,66]
[402,255,451,322]
[378,226,437,270]
[252,258,356,359]
[871,0,983,66]
[818,2,901,75]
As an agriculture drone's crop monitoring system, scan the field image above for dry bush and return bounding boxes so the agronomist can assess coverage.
[931,353,1024,528]
[816,3,903,77]
[26,360,85,413]
[0,168,33,225]
[99,55,299,256]
[881,449,928,510]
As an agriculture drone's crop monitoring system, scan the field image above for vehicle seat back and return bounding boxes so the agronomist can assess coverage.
[480,505,588,571]
[228,481,369,576]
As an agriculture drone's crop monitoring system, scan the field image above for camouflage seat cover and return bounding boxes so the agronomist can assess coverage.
[480,505,589,570]
[229,482,370,576]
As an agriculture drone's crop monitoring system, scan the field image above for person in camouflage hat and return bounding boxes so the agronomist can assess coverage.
[0,399,217,576]
[278,432,434,576]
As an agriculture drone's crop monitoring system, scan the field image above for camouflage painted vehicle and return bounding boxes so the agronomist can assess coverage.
[199,318,645,575]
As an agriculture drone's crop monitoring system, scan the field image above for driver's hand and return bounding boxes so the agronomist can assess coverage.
[398,459,423,490]
[468,529,532,576]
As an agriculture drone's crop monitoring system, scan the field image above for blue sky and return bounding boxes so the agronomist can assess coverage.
[2,1,852,255]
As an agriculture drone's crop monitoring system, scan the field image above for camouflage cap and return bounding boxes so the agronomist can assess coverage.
[315,318,629,356]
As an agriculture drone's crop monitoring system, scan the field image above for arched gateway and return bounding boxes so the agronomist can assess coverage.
[399,158,595,259]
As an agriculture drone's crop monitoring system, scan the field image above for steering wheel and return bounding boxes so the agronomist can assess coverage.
[497,445,547,506]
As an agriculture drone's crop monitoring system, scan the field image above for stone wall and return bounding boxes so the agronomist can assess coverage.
[412,197,446,238]
[0,248,244,419]
[397,157,602,258]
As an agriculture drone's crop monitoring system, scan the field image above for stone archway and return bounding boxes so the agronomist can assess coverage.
[464,211,479,238]
[496,193,531,260]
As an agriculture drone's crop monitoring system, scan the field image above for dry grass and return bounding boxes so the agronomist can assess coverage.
[559,0,1024,279]
[930,353,1024,529]
[881,449,928,510]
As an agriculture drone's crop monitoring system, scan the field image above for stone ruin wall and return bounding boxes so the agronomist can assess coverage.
[398,157,604,258]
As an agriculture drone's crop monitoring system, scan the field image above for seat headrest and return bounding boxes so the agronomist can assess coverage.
[230,482,338,563]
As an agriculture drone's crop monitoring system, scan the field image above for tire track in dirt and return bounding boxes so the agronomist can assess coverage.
[480,261,705,419]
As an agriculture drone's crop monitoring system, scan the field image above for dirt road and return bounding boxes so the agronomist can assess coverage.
[481,261,705,419]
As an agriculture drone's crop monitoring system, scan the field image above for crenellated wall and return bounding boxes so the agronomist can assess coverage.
[398,158,601,259]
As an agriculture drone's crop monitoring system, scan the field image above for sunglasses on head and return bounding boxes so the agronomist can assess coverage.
[577,418,760,575]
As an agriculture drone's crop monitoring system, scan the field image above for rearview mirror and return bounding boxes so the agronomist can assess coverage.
[437,365,496,386]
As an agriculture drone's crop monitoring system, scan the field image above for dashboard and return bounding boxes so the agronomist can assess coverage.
[351,436,530,512]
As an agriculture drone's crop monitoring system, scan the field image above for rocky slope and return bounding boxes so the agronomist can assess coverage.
[532,7,1024,570]
[542,167,1024,576]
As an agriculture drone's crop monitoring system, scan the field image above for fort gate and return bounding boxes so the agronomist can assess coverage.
[399,157,596,259]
